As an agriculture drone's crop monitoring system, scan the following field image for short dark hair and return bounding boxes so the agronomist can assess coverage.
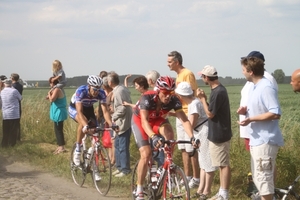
[49,76,58,85]
[241,57,265,76]
[168,51,183,65]
[11,73,20,81]
[99,71,108,78]
[133,76,149,90]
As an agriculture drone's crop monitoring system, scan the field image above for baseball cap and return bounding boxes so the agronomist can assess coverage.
[241,51,265,62]
[175,82,193,96]
[198,65,218,77]
[0,75,7,81]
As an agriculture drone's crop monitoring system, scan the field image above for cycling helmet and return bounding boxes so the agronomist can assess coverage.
[155,76,176,91]
[87,75,103,87]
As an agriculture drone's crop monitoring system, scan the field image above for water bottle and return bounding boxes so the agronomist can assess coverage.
[86,147,93,161]
[150,164,157,189]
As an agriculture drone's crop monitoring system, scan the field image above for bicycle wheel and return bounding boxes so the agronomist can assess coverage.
[131,160,155,200]
[161,165,190,200]
[92,145,112,196]
[70,143,86,186]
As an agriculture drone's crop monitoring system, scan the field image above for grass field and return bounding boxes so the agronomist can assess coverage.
[0,84,299,199]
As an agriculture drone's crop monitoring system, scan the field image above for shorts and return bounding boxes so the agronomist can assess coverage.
[209,140,230,167]
[176,118,193,152]
[250,143,279,196]
[68,105,97,126]
[131,114,169,149]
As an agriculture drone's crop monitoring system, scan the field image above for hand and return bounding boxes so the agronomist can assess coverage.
[237,106,247,115]
[190,136,200,148]
[152,135,165,148]
[111,124,119,132]
[196,88,207,100]
[237,117,251,126]
[125,74,131,79]
[82,125,89,133]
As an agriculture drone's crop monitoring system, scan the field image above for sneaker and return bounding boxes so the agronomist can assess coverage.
[94,171,101,181]
[73,151,81,166]
[189,178,200,188]
[180,176,191,185]
[112,169,121,175]
[115,172,127,177]
[135,192,145,200]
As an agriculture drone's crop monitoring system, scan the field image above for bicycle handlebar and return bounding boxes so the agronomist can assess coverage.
[152,140,198,158]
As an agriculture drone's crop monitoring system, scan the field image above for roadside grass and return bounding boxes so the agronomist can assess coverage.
[0,84,300,199]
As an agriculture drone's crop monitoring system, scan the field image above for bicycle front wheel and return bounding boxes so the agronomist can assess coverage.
[70,143,86,186]
[162,165,190,200]
[92,145,112,196]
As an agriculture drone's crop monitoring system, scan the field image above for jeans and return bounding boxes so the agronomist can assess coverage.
[54,121,65,146]
[115,128,131,174]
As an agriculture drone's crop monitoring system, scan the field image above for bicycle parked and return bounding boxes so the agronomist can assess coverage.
[70,126,113,196]
[131,140,197,200]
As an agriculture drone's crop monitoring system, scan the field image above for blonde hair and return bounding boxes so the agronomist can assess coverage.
[52,60,63,73]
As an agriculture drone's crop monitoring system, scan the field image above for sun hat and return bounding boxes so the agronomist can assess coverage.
[198,65,218,77]
[0,75,7,81]
[175,82,193,96]
[241,51,265,62]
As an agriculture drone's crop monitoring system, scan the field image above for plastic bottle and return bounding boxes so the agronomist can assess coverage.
[86,147,93,160]
[150,164,157,189]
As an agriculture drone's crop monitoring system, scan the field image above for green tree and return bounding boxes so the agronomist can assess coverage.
[272,69,285,83]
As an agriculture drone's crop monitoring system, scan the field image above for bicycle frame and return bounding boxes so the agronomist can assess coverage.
[275,175,300,200]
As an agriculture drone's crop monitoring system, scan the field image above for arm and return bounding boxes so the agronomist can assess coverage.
[100,103,113,127]
[124,74,131,87]
[48,88,59,102]
[123,101,136,109]
[238,112,281,126]
[189,113,199,128]
[75,102,89,127]
[196,88,215,119]
[175,110,194,138]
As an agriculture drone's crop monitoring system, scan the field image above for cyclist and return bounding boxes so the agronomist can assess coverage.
[68,75,116,173]
[131,76,197,200]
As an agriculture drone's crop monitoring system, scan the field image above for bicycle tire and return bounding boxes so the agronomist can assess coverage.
[131,160,155,200]
[92,145,112,196]
[161,165,190,200]
[70,143,86,186]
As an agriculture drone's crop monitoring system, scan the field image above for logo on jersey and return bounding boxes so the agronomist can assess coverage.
[144,100,149,106]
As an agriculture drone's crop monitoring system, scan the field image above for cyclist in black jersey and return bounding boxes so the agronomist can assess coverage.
[131,76,197,200]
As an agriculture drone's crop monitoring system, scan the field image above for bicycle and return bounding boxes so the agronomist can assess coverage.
[70,126,113,196]
[248,175,300,200]
[131,140,196,200]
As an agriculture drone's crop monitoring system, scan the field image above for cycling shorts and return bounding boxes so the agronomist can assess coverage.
[131,114,169,149]
[68,105,97,126]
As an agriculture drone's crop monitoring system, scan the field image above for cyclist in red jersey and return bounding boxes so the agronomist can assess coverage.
[131,76,197,200]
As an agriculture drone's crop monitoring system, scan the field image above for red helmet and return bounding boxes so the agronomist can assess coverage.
[155,76,176,91]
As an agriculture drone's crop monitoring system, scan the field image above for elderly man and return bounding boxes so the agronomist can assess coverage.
[0,79,22,147]
[291,69,300,92]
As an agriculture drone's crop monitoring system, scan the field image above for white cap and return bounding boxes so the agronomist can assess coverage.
[198,65,218,77]
[175,82,193,96]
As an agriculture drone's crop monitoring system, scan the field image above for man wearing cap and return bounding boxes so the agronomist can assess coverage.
[237,56,283,200]
[167,50,200,188]
[238,51,278,151]
[290,69,300,93]
[11,73,23,141]
[0,79,22,147]
[197,65,232,200]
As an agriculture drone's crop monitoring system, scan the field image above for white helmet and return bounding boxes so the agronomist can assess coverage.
[87,75,103,87]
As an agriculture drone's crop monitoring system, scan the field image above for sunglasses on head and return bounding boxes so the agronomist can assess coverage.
[160,89,174,95]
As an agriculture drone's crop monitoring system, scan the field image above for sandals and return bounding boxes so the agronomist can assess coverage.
[53,147,66,155]
[191,192,208,200]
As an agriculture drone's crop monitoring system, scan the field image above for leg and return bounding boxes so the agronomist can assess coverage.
[203,171,215,195]
[191,151,200,179]
[8,119,18,147]
[197,168,206,194]
[137,145,152,191]
[220,166,231,190]
[116,128,131,175]
[2,120,9,147]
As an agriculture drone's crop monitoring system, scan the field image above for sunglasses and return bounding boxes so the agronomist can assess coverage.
[91,86,101,92]
[160,89,175,96]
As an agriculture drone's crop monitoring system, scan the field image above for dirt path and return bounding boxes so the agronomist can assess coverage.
[0,155,129,200]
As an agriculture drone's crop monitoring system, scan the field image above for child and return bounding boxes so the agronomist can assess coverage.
[52,60,67,89]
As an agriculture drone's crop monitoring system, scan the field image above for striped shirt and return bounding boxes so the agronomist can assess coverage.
[0,87,22,119]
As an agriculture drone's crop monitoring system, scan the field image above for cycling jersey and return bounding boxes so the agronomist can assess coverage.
[133,90,183,120]
[69,85,106,108]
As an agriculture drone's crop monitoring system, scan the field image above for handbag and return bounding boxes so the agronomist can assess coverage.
[102,130,112,148]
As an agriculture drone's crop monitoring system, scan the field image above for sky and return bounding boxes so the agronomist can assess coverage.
[0,0,299,81]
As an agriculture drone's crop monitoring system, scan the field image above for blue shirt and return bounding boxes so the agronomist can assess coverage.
[70,85,106,108]
[247,78,284,147]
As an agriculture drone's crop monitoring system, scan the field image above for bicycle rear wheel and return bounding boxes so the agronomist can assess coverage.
[70,143,86,186]
[161,165,190,200]
[92,145,112,196]
[131,160,155,200]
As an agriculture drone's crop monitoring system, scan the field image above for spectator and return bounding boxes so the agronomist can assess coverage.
[175,82,217,199]
[237,57,284,200]
[124,74,132,87]
[11,73,23,141]
[99,71,108,79]
[47,76,68,154]
[52,60,67,89]
[0,75,7,91]
[0,79,22,147]
[197,65,232,200]
[290,69,300,92]
[107,72,133,177]
[168,50,200,188]
[145,70,160,89]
